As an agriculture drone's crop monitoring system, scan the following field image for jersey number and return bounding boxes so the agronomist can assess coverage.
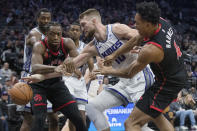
[115,55,126,64]
[174,40,182,60]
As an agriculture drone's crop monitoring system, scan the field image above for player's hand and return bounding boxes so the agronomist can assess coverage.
[93,65,113,75]
[89,71,96,80]
[55,58,76,76]
[55,65,72,76]
[21,74,45,83]
[130,46,142,53]
[74,69,82,79]
[63,58,76,74]
[104,54,116,66]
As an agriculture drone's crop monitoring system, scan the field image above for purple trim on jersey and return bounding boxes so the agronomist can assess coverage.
[94,40,102,57]
[146,67,154,87]
[107,88,129,103]
[142,69,147,90]
[75,98,88,103]
[111,24,120,40]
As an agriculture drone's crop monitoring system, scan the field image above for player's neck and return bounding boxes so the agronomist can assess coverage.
[47,40,60,52]
[94,23,107,42]
[149,24,159,38]
[38,27,47,35]
[74,39,80,48]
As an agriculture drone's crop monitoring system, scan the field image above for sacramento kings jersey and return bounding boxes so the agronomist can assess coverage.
[41,38,68,66]
[142,18,187,85]
[94,24,137,69]
[77,40,86,53]
[23,27,45,74]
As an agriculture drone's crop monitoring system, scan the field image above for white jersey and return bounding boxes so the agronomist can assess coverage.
[77,40,86,53]
[94,24,154,106]
[22,27,45,76]
[94,24,137,69]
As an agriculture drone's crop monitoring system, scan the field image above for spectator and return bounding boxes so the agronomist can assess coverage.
[0,62,12,81]
[0,91,9,131]
[170,92,197,130]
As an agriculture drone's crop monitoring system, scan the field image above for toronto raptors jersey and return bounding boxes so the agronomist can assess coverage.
[142,18,187,85]
[41,38,68,66]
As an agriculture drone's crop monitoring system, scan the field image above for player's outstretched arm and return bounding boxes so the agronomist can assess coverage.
[72,40,98,68]
[96,44,164,78]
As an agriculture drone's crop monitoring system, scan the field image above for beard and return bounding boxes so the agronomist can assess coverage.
[85,29,95,39]
[38,24,48,33]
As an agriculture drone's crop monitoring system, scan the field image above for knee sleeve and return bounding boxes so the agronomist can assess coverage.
[86,103,109,130]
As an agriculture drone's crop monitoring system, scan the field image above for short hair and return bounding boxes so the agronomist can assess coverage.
[71,21,80,26]
[79,8,101,20]
[136,2,161,25]
[47,21,62,31]
[36,8,51,19]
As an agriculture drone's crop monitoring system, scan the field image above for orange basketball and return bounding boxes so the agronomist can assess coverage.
[8,82,33,105]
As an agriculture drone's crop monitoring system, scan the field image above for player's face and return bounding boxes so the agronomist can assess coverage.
[80,16,95,38]
[37,12,51,29]
[69,25,81,41]
[47,26,62,46]
[135,13,149,37]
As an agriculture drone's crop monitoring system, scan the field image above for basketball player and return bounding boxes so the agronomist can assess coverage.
[61,23,94,131]
[23,22,87,131]
[19,8,59,131]
[23,8,154,131]
[103,2,188,131]
[55,9,153,131]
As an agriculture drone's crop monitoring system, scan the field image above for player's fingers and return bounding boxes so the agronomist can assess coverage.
[93,69,101,75]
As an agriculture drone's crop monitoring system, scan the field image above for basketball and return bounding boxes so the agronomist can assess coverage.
[8,82,33,105]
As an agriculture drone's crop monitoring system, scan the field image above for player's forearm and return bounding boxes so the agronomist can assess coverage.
[42,72,62,80]
[87,58,94,72]
[73,53,91,68]
[114,35,143,58]
[32,64,56,74]
[106,61,143,78]
[105,68,131,78]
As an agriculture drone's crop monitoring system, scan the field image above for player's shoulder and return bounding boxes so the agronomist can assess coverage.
[33,41,46,54]
[62,37,76,49]
[62,37,73,43]
[34,41,45,49]
[28,28,41,37]
[112,23,130,30]
[112,23,136,34]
